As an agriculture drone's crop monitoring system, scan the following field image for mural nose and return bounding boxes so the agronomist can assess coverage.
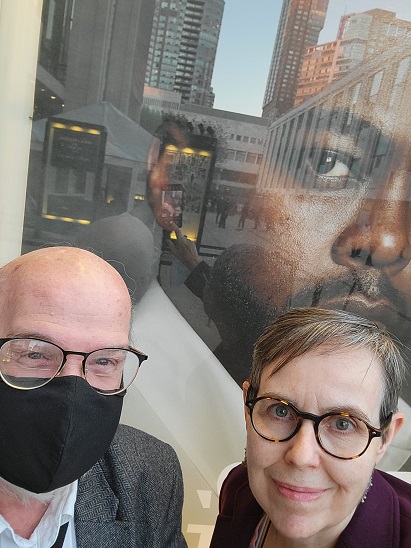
[331,171,411,276]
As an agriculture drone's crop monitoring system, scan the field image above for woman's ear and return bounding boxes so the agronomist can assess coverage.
[375,411,405,463]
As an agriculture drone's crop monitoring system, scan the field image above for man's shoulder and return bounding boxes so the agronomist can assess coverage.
[112,423,172,448]
[78,424,182,501]
[76,424,186,546]
[110,424,179,466]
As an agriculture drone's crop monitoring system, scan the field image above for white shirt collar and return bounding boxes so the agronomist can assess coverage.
[0,481,78,548]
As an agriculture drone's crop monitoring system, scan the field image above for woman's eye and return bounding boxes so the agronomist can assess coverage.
[330,416,356,433]
[268,403,291,419]
[336,419,350,430]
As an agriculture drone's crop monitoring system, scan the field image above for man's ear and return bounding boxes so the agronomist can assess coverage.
[242,380,250,402]
[375,411,405,463]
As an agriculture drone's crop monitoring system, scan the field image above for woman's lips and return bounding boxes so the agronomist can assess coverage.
[274,480,326,502]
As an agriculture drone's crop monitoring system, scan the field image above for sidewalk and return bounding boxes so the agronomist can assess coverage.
[198,211,274,254]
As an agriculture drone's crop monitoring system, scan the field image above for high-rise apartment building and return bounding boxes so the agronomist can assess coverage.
[262,0,329,120]
[294,9,411,107]
[294,39,342,107]
[145,0,224,107]
[340,9,411,65]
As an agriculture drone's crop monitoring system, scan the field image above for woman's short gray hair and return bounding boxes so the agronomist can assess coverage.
[250,308,407,424]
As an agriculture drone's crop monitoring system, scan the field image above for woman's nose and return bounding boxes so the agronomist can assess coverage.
[284,422,322,468]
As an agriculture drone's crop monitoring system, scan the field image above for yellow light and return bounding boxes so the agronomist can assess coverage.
[165,144,212,157]
[42,214,90,225]
[134,195,145,201]
[170,232,196,242]
[50,122,100,135]
[50,96,56,100]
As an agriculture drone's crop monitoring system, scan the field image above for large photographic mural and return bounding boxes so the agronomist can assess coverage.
[18,1,411,546]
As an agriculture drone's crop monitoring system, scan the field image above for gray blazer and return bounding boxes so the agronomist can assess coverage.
[74,424,187,547]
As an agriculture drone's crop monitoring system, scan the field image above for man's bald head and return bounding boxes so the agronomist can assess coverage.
[0,248,136,502]
[0,247,132,349]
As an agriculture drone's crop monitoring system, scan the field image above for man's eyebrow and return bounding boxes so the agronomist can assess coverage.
[4,332,54,341]
[256,392,373,423]
[6,333,132,350]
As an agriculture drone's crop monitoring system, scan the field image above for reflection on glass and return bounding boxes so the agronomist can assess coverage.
[22,1,411,413]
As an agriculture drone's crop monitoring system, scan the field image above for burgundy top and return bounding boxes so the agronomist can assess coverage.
[210,464,411,548]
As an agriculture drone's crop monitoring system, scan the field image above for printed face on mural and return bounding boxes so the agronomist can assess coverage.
[256,49,411,399]
[145,46,411,409]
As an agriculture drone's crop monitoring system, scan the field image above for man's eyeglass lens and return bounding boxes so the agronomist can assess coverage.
[248,398,380,459]
[0,338,145,394]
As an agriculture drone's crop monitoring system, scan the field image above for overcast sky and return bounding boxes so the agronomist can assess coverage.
[211,0,411,117]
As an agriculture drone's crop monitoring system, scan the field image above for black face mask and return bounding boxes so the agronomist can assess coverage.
[0,376,123,493]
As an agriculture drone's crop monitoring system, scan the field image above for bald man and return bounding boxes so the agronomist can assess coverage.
[0,247,187,547]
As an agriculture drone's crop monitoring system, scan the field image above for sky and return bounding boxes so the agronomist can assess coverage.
[211,0,411,117]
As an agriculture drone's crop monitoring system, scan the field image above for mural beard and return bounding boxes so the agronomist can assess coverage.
[285,270,411,403]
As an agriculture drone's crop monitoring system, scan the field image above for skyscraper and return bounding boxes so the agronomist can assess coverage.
[262,0,329,120]
[294,39,342,107]
[36,0,155,123]
[145,0,224,107]
[294,9,411,107]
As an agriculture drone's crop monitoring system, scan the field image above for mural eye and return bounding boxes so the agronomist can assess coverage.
[309,148,354,178]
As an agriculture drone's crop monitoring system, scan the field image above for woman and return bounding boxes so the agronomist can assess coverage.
[211,308,411,547]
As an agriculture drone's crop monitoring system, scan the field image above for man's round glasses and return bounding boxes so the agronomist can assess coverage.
[0,338,148,395]
[245,393,392,460]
